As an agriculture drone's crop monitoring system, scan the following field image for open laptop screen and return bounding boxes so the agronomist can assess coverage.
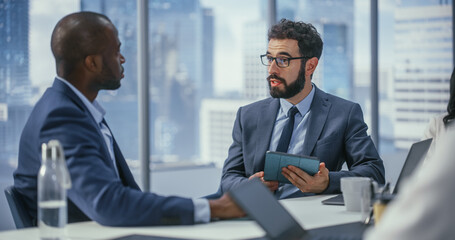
[229,179,307,240]
[393,138,432,194]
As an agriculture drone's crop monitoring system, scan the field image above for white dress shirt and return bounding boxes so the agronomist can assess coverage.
[422,114,454,164]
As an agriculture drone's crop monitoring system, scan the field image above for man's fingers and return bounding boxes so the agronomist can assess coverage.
[282,170,300,188]
[287,165,311,181]
[263,180,279,191]
[249,171,264,180]
[282,167,306,186]
[318,162,329,177]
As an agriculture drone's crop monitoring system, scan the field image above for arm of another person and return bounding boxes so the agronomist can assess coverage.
[41,107,196,226]
[42,107,244,226]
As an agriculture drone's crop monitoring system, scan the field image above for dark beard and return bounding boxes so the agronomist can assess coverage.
[268,65,306,99]
[99,61,123,90]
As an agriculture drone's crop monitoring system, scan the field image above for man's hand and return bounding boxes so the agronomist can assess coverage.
[281,162,329,193]
[249,171,279,192]
[209,193,245,219]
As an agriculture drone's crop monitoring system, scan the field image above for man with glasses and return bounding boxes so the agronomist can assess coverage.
[220,19,385,198]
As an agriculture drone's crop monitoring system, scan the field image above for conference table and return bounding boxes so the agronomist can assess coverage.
[0,194,367,240]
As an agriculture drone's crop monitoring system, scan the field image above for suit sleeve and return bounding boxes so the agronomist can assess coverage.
[324,103,385,193]
[40,107,194,226]
[220,107,249,193]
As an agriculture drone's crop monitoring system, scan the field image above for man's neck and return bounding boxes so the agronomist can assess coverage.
[65,77,98,102]
[285,84,313,105]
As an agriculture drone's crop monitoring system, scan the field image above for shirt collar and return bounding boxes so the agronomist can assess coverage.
[56,76,106,125]
[279,84,315,117]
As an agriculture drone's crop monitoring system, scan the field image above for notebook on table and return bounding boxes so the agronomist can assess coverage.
[321,138,433,206]
[229,179,369,240]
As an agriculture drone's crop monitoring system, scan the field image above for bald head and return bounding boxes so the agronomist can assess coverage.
[51,12,115,77]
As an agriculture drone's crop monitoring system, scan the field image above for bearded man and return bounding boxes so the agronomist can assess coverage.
[220,19,385,199]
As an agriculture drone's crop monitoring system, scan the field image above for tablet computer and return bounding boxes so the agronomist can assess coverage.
[263,151,319,184]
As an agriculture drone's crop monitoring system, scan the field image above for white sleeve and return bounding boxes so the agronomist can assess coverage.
[192,198,210,223]
[422,115,442,164]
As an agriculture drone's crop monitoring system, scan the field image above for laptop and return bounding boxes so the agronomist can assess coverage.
[321,138,433,206]
[229,179,369,240]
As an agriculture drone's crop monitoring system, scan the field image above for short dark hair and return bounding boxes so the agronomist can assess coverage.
[51,11,113,77]
[268,19,323,59]
[443,68,455,124]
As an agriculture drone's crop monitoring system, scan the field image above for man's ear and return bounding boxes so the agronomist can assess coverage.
[305,57,319,76]
[84,55,103,73]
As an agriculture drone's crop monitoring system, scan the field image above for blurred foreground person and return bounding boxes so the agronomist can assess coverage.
[365,125,455,240]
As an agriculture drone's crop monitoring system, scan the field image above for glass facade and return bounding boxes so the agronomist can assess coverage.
[0,1,453,230]
[0,0,32,177]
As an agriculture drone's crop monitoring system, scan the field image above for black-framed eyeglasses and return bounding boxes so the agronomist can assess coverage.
[260,54,309,68]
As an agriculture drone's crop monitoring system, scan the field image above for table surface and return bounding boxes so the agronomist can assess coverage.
[0,194,362,240]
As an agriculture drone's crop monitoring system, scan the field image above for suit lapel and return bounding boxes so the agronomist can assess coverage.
[53,79,131,184]
[101,119,140,190]
[254,98,280,171]
[303,87,331,156]
[112,138,141,190]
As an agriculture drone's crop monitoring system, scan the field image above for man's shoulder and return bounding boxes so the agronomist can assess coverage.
[241,97,277,110]
[315,87,358,108]
[28,85,88,126]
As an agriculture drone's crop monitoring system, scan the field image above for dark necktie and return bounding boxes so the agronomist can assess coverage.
[276,106,299,153]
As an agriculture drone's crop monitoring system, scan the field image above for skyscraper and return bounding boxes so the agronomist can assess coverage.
[81,0,214,161]
[297,0,354,100]
[243,20,268,99]
[201,8,214,99]
[199,98,252,164]
[0,0,32,163]
[0,0,31,105]
[393,0,452,149]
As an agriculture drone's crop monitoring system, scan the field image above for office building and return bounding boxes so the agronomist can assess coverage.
[0,0,31,105]
[201,8,214,99]
[393,1,452,149]
[0,0,32,163]
[275,0,354,99]
[81,0,214,160]
[243,20,268,99]
[199,98,252,165]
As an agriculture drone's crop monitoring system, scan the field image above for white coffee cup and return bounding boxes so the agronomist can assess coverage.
[340,177,376,212]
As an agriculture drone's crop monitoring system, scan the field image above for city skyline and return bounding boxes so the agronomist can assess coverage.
[1,0,452,165]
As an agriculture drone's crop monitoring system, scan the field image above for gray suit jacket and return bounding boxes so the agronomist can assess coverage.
[221,86,385,195]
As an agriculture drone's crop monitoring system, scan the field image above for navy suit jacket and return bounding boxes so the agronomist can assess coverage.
[14,79,194,226]
[221,86,385,195]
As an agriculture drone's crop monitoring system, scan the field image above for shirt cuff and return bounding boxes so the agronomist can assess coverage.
[192,198,210,223]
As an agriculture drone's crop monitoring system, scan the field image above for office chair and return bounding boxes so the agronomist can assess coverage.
[4,186,34,229]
